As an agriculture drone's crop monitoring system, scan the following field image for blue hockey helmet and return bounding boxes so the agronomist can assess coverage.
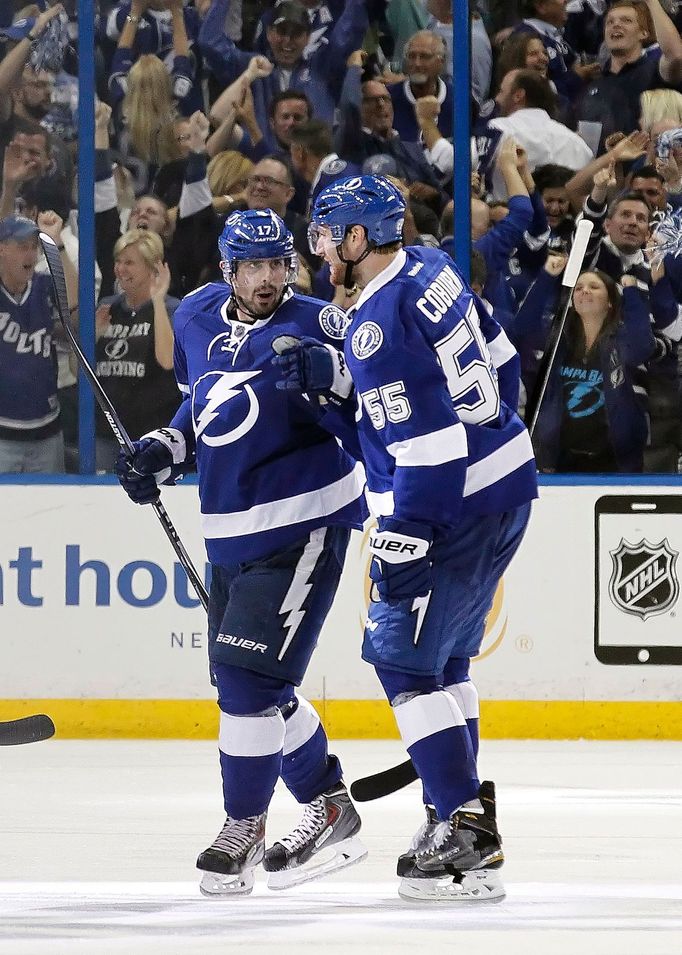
[308,175,406,255]
[218,209,297,285]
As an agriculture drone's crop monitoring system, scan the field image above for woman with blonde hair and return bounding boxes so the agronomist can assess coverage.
[207,150,254,213]
[109,0,194,187]
[639,88,682,135]
[94,229,181,469]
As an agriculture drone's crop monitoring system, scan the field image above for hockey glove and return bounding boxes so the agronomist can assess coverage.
[368,517,433,602]
[115,428,188,505]
[273,337,353,403]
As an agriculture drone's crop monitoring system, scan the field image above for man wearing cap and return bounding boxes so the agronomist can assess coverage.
[0,212,77,473]
[198,0,369,151]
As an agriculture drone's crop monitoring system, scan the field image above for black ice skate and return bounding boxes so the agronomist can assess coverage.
[263,782,367,889]
[196,812,266,897]
[399,782,505,902]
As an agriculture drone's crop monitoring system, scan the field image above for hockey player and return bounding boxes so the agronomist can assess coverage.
[115,209,368,896]
[275,176,538,902]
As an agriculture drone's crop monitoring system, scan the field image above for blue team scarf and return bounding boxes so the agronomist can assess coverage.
[0,10,70,73]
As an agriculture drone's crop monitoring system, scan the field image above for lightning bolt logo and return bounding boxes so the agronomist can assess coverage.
[277,529,326,661]
[193,370,261,447]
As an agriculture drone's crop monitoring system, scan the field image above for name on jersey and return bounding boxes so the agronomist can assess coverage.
[101,322,151,339]
[0,313,51,357]
[96,360,146,378]
[416,265,465,323]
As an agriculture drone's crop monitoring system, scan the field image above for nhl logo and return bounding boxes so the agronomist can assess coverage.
[608,538,679,620]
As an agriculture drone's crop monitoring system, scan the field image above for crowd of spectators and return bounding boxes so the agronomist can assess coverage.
[3,0,682,475]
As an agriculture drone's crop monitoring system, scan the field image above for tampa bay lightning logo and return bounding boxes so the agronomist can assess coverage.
[318,305,350,340]
[351,321,383,360]
[192,370,261,447]
[105,339,128,359]
[561,367,604,418]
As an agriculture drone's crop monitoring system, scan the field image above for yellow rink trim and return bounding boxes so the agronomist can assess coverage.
[0,699,681,740]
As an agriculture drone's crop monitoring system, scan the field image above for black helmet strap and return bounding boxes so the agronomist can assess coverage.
[336,228,375,290]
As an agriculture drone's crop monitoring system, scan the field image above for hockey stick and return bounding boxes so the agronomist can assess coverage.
[39,233,209,613]
[526,218,594,438]
[350,757,417,802]
[351,224,596,802]
[0,714,55,745]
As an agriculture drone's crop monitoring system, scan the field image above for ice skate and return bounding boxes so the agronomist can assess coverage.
[263,782,367,889]
[196,812,266,897]
[399,782,505,902]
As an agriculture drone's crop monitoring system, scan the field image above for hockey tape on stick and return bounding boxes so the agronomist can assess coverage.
[350,757,418,801]
[561,218,594,288]
[527,219,594,438]
[39,233,209,613]
[0,714,55,745]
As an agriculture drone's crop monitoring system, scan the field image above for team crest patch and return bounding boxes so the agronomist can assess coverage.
[318,305,350,340]
[608,538,679,620]
[351,321,383,360]
[323,158,347,175]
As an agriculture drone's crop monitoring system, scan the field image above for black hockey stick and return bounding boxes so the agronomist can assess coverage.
[350,757,417,801]
[526,218,594,437]
[39,233,209,613]
[0,714,55,745]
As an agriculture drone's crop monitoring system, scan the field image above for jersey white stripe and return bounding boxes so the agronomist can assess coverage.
[463,430,534,498]
[218,709,285,757]
[0,409,60,430]
[387,422,467,467]
[393,690,466,750]
[202,462,364,539]
[487,329,517,368]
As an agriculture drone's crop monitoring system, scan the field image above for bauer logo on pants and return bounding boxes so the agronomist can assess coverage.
[608,538,679,620]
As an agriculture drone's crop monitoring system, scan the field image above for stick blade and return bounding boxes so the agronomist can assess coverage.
[0,714,56,746]
[350,758,418,802]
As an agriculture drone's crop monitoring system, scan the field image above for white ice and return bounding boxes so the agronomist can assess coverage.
[1,739,681,955]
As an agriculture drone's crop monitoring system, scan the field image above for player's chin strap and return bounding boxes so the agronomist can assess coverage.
[337,235,375,290]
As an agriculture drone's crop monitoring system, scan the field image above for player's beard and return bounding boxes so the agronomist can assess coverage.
[235,283,283,319]
[328,262,347,287]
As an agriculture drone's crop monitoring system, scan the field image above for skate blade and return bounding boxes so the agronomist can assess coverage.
[266,836,368,891]
[398,868,505,903]
[199,868,256,898]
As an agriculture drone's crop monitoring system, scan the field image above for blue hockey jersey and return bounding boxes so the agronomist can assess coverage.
[0,274,60,437]
[169,284,367,565]
[344,247,537,531]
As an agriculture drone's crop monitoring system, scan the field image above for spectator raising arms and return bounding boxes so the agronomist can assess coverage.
[95,229,180,470]
[515,256,655,473]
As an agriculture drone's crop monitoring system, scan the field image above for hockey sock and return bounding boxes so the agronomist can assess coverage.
[213,663,289,818]
[218,708,285,818]
[281,694,342,803]
[443,659,480,758]
[392,690,480,821]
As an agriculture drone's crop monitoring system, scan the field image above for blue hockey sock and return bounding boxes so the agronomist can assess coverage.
[445,679,480,759]
[281,695,342,803]
[393,690,479,820]
[218,708,285,819]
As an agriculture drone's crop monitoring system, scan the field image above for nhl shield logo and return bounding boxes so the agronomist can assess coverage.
[608,538,679,620]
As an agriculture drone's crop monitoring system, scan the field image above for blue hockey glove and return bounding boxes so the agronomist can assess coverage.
[115,428,188,505]
[273,337,353,401]
[368,517,433,602]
